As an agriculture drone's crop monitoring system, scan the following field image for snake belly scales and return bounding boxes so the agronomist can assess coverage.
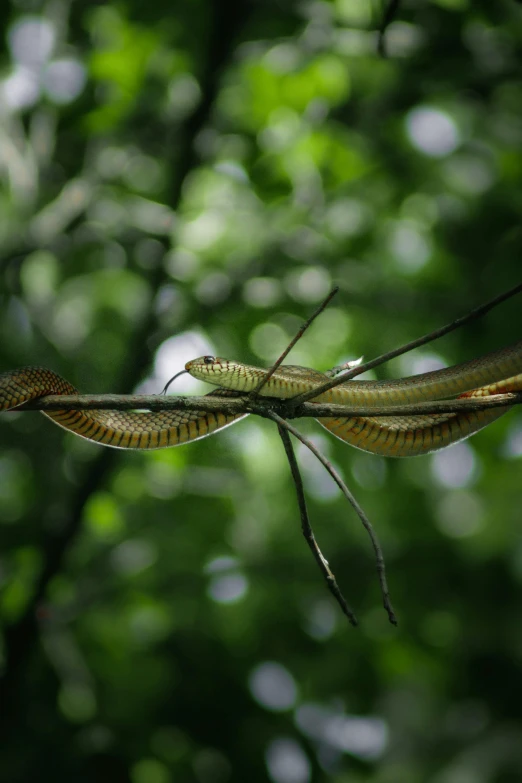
[1,340,522,457]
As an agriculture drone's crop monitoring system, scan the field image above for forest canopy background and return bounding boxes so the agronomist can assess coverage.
[1,1,522,782]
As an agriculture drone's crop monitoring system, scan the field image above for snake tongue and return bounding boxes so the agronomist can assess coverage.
[161,369,189,395]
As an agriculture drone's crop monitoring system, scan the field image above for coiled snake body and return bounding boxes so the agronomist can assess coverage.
[2,339,522,457]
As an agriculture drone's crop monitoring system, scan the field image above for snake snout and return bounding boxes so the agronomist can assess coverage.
[185,357,229,382]
[185,356,216,372]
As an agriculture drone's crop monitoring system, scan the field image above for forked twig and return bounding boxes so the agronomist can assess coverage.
[249,286,340,399]
[268,411,397,626]
[277,424,358,627]
[289,281,522,407]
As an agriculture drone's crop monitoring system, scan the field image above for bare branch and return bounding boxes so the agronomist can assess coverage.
[249,286,339,398]
[288,281,522,406]
[267,411,397,626]
[13,393,247,414]
[257,393,522,418]
[11,390,522,417]
[277,424,358,627]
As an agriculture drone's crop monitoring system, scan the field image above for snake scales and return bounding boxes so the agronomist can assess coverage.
[1,339,522,457]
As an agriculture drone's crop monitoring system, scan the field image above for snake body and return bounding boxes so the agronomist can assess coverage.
[185,339,522,457]
[0,367,245,449]
[1,339,522,457]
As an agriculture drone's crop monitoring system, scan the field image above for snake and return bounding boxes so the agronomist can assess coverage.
[1,339,522,457]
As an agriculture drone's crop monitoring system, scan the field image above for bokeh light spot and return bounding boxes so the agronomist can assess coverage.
[431,442,478,488]
[8,16,55,66]
[435,490,485,538]
[243,277,283,308]
[295,703,388,759]
[44,59,86,104]
[265,738,310,783]
[388,221,431,272]
[208,573,248,604]
[249,661,298,712]
[131,758,171,783]
[503,421,522,458]
[250,322,289,361]
[111,539,157,576]
[406,107,460,157]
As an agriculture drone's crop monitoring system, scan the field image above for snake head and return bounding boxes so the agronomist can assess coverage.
[185,356,226,381]
[185,356,266,392]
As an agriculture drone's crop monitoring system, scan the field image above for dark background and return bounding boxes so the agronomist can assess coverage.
[1,1,522,781]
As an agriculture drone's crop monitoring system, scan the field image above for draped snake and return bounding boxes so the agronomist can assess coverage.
[1,340,522,457]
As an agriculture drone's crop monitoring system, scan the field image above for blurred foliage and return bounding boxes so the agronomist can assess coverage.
[1,1,522,782]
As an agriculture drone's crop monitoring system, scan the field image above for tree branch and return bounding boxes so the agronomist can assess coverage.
[12,390,522,416]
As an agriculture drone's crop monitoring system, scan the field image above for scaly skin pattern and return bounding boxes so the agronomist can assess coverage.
[0,367,246,449]
[185,340,522,457]
[2,340,522,456]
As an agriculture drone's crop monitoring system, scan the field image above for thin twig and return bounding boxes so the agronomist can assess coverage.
[249,286,339,399]
[267,411,397,626]
[13,390,522,416]
[277,425,358,627]
[289,281,522,406]
[325,357,364,378]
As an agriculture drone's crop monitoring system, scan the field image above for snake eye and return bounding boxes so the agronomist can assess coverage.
[203,356,215,365]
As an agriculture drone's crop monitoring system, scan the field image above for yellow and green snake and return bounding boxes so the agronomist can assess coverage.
[2,339,522,457]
